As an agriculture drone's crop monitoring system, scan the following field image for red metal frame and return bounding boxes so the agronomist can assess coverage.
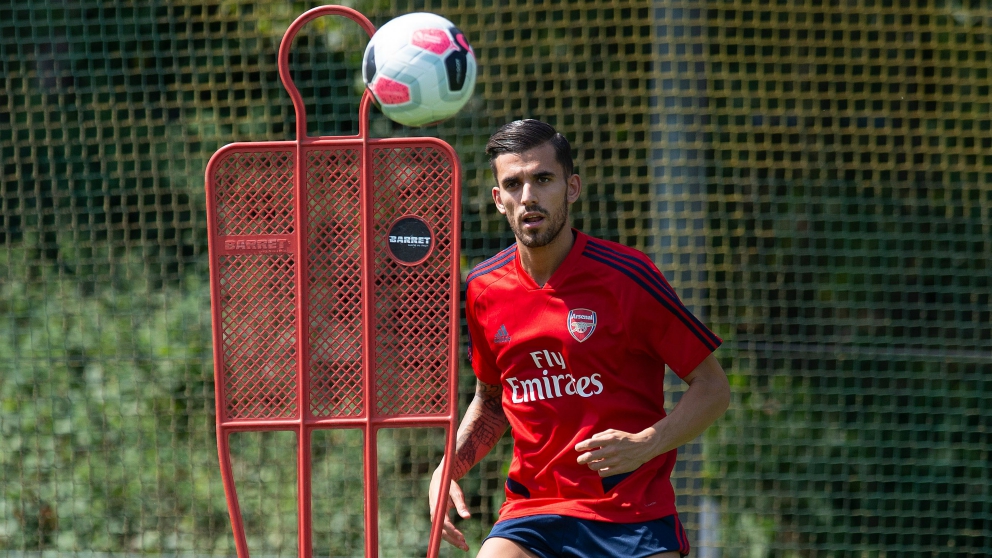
[204,6,460,557]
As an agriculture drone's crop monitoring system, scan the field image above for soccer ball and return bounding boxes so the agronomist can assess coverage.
[362,13,477,127]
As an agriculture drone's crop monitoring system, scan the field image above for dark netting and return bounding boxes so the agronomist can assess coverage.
[1,0,989,556]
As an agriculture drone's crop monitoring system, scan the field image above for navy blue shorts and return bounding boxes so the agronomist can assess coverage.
[485,514,690,558]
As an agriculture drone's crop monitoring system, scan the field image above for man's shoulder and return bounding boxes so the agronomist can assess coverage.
[464,244,518,294]
[579,234,658,276]
[576,234,680,311]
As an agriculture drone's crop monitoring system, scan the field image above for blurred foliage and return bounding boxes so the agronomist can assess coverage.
[0,246,220,551]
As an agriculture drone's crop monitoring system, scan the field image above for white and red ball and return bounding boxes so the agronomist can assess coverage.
[362,12,476,127]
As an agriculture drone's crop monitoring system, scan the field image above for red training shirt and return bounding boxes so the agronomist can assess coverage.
[465,229,721,523]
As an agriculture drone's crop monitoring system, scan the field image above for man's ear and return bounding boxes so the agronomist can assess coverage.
[492,186,507,214]
[566,174,582,204]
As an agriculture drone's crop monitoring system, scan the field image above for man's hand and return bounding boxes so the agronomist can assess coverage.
[575,354,730,477]
[574,428,660,477]
[429,466,472,551]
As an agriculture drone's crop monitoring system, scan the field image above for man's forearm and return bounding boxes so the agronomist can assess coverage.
[644,354,730,457]
[446,381,508,480]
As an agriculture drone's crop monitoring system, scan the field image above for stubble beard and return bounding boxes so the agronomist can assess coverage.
[509,195,569,249]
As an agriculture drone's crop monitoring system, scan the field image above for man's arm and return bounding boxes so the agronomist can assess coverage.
[430,379,508,551]
[574,353,730,476]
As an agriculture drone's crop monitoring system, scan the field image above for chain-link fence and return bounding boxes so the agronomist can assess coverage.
[2,0,989,556]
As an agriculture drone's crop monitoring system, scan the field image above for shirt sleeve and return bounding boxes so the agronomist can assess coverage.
[628,255,722,378]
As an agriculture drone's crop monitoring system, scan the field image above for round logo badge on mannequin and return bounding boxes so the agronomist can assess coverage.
[386,215,434,266]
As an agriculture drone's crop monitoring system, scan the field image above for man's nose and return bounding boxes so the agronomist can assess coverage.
[520,181,539,205]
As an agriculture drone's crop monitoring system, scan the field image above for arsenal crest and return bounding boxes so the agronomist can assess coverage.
[567,308,597,343]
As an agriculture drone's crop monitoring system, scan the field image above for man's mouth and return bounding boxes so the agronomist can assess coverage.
[521,213,546,228]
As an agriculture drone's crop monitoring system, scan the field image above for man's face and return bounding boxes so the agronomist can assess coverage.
[491,142,581,248]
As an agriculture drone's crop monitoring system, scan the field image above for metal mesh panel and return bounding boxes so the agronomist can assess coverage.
[219,253,298,420]
[212,151,296,236]
[372,146,455,417]
[305,147,365,418]
[2,0,990,556]
[211,148,300,421]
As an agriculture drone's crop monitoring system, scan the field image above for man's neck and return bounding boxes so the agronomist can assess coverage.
[517,228,575,287]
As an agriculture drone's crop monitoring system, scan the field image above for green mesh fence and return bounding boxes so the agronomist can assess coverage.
[1,0,990,556]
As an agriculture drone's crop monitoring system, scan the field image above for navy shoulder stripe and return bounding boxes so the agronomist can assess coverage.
[585,240,679,300]
[582,240,721,351]
[465,245,517,286]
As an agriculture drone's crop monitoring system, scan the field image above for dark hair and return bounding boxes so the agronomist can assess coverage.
[485,119,574,180]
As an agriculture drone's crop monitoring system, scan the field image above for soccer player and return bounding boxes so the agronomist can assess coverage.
[429,119,730,558]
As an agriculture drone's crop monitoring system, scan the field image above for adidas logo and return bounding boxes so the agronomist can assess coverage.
[493,324,511,344]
